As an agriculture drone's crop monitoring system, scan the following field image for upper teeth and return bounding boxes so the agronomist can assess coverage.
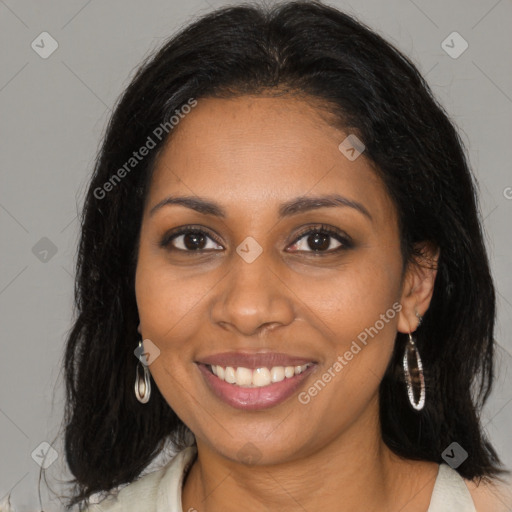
[210,364,311,387]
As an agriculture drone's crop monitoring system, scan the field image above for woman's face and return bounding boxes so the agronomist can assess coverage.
[135,95,416,465]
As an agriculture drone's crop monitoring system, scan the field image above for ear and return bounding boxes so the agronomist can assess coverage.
[397,242,440,334]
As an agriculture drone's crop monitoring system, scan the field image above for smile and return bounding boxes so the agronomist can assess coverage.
[208,364,312,387]
[197,358,316,410]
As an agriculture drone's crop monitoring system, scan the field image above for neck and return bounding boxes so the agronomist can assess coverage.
[181,399,438,512]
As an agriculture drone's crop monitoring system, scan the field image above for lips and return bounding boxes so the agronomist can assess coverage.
[198,351,316,369]
[195,351,317,410]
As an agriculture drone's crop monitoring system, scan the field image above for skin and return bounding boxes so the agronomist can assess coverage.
[134,94,482,511]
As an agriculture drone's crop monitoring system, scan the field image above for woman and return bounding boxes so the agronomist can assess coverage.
[62,1,511,510]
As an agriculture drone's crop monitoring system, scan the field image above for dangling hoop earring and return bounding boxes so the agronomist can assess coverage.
[135,340,151,404]
[403,332,425,411]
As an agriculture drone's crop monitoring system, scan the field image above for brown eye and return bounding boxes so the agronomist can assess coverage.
[161,227,223,252]
[287,225,352,253]
[182,231,207,250]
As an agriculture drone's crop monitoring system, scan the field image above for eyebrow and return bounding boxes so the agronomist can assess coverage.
[149,194,372,221]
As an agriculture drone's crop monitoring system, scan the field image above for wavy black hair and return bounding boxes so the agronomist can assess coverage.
[60,0,505,507]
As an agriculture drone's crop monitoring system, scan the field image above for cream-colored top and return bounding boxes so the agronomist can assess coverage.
[85,446,476,511]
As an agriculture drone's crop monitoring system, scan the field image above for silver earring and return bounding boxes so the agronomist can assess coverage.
[403,332,425,411]
[135,340,151,404]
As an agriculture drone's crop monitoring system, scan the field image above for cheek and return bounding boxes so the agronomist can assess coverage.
[135,241,213,339]
[302,251,402,401]
[292,251,403,341]
[134,247,206,418]
[290,250,403,409]
[134,241,222,410]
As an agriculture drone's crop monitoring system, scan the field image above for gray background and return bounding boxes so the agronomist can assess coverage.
[1,0,511,510]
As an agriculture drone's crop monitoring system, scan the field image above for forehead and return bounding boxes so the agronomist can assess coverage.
[146,95,395,226]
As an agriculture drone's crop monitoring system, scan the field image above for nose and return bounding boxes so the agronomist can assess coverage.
[210,250,296,337]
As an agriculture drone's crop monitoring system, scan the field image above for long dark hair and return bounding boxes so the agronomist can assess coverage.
[61,1,504,507]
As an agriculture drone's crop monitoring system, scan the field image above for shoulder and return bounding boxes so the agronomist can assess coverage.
[82,446,197,512]
[464,474,512,512]
[82,466,167,512]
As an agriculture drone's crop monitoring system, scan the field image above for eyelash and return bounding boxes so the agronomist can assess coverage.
[290,224,353,253]
[159,224,353,255]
